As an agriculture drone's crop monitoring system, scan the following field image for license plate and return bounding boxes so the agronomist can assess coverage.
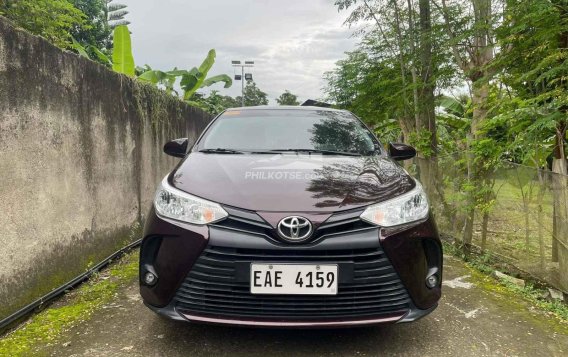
[250,264,338,295]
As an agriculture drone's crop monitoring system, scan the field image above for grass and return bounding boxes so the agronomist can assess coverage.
[0,250,139,357]
[443,241,568,326]
[434,168,561,283]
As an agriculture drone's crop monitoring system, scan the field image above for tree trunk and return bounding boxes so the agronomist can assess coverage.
[524,205,530,249]
[481,211,489,253]
[471,81,490,136]
[536,171,545,269]
[399,120,413,147]
[551,124,568,290]
[415,0,443,232]
[461,79,491,253]
[463,132,475,251]
[406,0,420,131]
[552,205,558,262]
[418,0,437,152]
[362,1,413,137]
[551,159,568,291]
[388,0,412,133]
[463,208,475,249]
[462,130,474,249]
[439,0,494,254]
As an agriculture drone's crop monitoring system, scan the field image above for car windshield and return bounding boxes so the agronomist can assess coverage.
[198,109,379,155]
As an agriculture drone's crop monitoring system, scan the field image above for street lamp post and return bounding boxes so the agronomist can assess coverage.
[232,60,254,107]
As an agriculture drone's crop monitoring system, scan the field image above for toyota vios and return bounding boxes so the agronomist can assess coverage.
[140,107,442,327]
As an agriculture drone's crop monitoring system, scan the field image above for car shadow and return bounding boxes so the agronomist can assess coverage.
[150,314,440,356]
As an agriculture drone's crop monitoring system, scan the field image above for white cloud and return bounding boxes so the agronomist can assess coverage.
[119,0,357,103]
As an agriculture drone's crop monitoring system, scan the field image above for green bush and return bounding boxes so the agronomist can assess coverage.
[0,0,86,48]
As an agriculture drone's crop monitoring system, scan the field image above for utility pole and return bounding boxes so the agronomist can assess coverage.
[231,60,254,107]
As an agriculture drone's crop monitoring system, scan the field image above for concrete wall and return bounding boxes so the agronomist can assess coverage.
[0,17,211,319]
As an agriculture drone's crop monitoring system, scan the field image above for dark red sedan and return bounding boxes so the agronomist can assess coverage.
[139,107,442,327]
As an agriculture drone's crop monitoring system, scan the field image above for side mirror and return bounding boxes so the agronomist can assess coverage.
[163,138,189,158]
[388,142,416,161]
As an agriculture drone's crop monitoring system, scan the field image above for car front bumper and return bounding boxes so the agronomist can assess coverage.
[139,206,442,328]
[145,300,438,328]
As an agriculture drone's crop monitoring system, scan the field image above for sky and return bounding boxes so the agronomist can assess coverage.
[118,0,358,104]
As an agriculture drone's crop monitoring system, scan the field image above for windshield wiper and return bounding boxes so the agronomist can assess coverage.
[199,148,245,154]
[268,149,362,156]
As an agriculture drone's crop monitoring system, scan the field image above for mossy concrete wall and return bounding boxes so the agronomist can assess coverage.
[0,17,211,319]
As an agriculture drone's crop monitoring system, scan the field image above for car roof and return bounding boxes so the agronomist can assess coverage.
[224,105,345,113]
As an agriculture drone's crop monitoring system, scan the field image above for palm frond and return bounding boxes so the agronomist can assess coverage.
[108,10,129,21]
[108,3,128,12]
[109,20,131,29]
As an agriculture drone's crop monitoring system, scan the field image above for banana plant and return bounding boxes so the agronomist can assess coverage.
[71,26,128,69]
[112,25,135,76]
[437,95,471,131]
[138,50,232,101]
[71,26,232,99]
[90,47,112,66]
[71,25,136,77]
[137,65,179,95]
[182,49,219,100]
[71,37,112,66]
[182,70,232,101]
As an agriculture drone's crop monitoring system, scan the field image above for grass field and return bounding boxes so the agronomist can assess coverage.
[422,160,566,290]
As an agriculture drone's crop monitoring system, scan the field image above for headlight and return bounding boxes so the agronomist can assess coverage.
[154,176,228,225]
[360,180,429,227]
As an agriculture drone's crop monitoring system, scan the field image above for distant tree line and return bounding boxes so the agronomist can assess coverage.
[193,82,301,114]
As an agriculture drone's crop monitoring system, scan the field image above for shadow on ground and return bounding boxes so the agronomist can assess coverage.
[150,317,442,355]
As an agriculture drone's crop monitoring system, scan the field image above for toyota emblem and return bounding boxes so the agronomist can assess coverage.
[277,216,313,242]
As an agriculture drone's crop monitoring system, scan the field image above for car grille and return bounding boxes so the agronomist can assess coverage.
[174,245,412,320]
[211,206,376,242]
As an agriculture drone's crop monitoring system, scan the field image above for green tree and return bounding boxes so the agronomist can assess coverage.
[276,90,300,106]
[190,91,240,115]
[216,93,240,110]
[495,0,567,171]
[435,0,498,137]
[331,0,500,252]
[433,0,502,248]
[325,0,456,145]
[493,0,568,275]
[237,81,269,107]
[70,0,111,51]
[324,50,404,141]
[0,0,86,48]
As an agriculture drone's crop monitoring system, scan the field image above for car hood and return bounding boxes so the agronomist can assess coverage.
[171,153,415,213]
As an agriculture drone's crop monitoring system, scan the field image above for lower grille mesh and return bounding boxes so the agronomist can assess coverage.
[174,246,411,320]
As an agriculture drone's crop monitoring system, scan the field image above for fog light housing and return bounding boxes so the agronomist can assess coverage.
[144,272,157,286]
[426,275,438,288]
